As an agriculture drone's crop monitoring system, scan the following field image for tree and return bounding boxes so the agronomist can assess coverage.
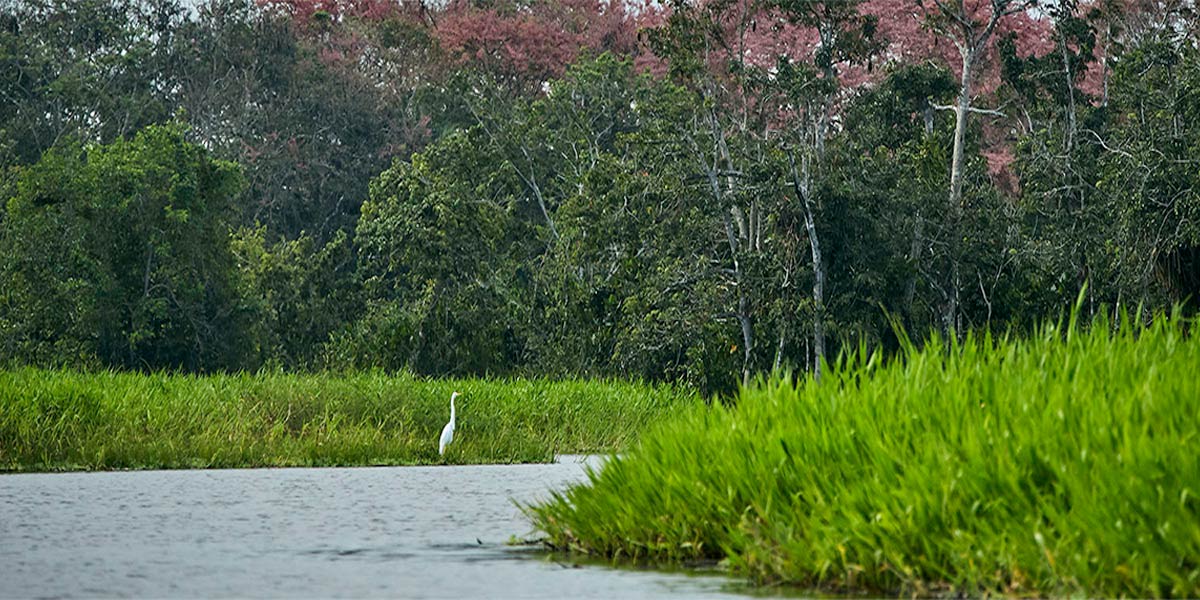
[1091,32,1200,312]
[0,0,184,166]
[834,63,957,336]
[175,0,432,242]
[347,131,529,375]
[542,56,744,393]
[922,0,1038,333]
[232,227,360,369]
[434,0,649,91]
[766,0,882,379]
[0,124,246,370]
[1004,1,1107,316]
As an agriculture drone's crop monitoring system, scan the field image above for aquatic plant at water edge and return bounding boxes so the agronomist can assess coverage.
[528,313,1200,596]
[0,371,693,471]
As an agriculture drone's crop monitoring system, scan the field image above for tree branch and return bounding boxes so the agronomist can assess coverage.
[932,104,1006,117]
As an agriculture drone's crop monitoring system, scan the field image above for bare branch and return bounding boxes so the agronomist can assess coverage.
[1081,128,1134,160]
[931,104,1006,117]
[931,0,973,31]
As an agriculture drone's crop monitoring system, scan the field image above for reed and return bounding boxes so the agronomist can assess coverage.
[528,312,1200,597]
[0,370,693,471]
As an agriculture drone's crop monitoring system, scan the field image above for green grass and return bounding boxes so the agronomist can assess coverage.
[0,369,695,471]
[527,313,1200,597]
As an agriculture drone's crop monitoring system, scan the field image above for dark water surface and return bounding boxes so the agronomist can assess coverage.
[0,456,750,598]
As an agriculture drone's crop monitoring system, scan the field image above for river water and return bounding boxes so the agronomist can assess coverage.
[0,456,754,598]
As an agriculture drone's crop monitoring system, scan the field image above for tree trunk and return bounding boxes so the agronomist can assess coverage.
[805,202,826,381]
[1060,37,1077,156]
[945,51,974,336]
[789,151,825,382]
[721,208,754,384]
[936,0,1019,335]
[711,159,754,384]
[773,265,790,373]
[738,293,754,385]
[905,106,935,323]
[705,101,755,383]
[905,209,925,322]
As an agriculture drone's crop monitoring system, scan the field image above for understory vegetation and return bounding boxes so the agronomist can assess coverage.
[0,370,692,471]
[528,311,1200,597]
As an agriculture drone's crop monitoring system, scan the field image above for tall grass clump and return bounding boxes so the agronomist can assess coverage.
[0,371,694,471]
[528,312,1200,597]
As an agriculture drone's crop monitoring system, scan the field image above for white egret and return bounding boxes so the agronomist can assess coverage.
[438,391,459,456]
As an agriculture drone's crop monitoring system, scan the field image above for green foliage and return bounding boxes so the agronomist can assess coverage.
[232,226,360,369]
[538,57,741,390]
[0,123,245,370]
[1,6,1199,589]
[1013,26,1200,316]
[1096,37,1200,308]
[0,0,178,165]
[347,130,529,375]
[528,312,1200,596]
[174,0,435,241]
[1,0,1197,404]
[345,55,747,392]
[0,369,696,470]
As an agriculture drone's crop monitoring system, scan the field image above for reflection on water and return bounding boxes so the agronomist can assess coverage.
[0,456,751,598]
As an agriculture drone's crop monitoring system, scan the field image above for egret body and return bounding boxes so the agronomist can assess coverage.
[439,391,459,456]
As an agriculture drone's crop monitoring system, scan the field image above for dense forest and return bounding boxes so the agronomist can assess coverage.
[1,0,1197,394]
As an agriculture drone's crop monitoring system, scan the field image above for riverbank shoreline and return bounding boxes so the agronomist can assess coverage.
[0,453,607,476]
[0,369,693,472]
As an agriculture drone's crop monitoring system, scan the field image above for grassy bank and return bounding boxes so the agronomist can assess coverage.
[0,370,695,471]
[528,314,1200,597]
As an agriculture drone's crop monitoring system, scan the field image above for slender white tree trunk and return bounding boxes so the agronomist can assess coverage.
[789,151,825,382]
[945,51,973,335]
[805,202,826,380]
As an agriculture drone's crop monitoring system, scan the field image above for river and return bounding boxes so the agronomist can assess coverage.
[0,456,756,598]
